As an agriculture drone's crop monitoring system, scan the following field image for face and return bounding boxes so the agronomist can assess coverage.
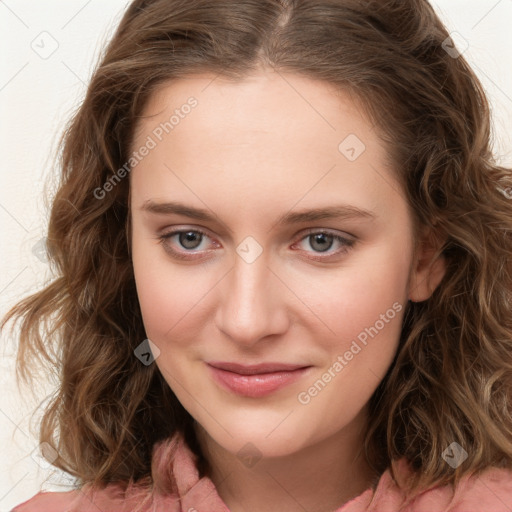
[129,69,430,459]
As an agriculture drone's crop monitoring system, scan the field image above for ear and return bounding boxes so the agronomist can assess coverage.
[408,226,447,302]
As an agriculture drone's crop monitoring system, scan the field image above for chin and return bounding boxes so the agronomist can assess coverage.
[196,413,314,460]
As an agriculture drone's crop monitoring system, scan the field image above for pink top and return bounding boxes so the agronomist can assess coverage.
[12,431,512,512]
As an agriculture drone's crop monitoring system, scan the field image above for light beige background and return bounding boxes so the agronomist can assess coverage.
[0,1,511,510]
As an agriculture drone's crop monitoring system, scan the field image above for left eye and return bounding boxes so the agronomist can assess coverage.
[157,229,354,259]
[293,231,355,255]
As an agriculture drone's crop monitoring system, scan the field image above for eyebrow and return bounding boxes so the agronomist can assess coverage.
[140,199,376,229]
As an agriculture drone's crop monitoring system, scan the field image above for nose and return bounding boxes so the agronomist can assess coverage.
[214,251,290,348]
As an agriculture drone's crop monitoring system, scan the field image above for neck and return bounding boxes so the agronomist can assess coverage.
[194,409,379,512]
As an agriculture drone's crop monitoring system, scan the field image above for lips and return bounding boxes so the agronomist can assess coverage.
[207,361,309,375]
[206,361,312,398]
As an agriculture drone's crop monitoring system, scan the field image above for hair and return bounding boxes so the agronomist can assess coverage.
[2,0,512,503]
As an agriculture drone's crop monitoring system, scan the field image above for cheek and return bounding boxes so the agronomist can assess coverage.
[341,266,407,336]
[131,236,205,343]
[292,264,407,419]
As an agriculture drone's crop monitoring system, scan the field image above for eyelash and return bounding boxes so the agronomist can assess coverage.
[156,227,356,262]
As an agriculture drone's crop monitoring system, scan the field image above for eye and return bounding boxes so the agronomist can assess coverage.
[292,230,355,259]
[157,228,218,259]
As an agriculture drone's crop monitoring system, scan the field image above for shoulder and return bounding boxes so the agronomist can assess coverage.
[10,489,81,512]
[10,482,155,512]
[367,460,512,512]
[422,465,512,512]
[10,478,184,512]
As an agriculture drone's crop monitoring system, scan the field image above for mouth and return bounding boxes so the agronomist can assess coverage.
[206,361,312,398]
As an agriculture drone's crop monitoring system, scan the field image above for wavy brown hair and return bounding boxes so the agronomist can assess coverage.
[2,0,512,502]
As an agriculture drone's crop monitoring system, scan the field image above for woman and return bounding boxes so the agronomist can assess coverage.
[4,0,512,510]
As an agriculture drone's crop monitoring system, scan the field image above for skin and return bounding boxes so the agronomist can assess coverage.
[129,68,446,512]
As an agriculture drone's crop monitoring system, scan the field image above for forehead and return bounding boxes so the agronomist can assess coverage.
[129,70,405,225]
[134,70,374,152]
